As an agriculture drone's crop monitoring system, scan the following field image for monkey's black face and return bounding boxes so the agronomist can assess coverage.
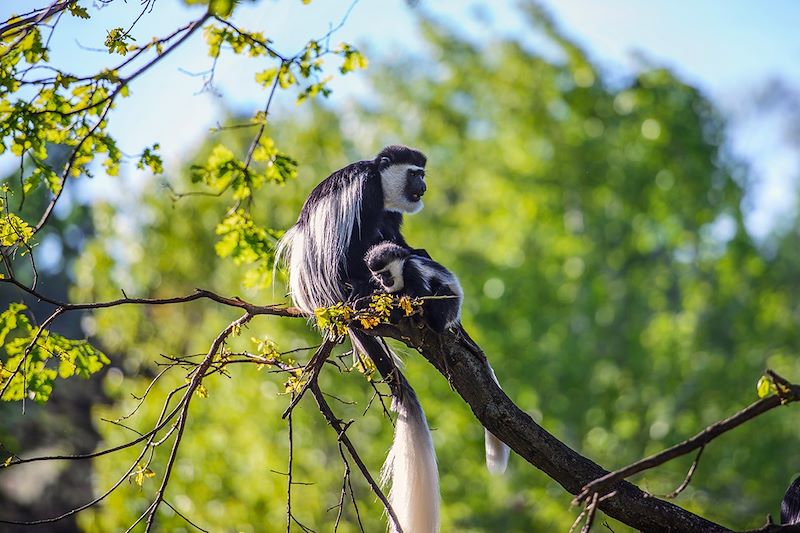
[365,242,410,293]
[405,168,426,203]
[369,259,405,293]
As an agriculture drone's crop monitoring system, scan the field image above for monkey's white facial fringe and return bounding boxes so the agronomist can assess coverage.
[373,259,407,293]
[381,164,424,214]
[276,177,364,313]
[380,383,440,533]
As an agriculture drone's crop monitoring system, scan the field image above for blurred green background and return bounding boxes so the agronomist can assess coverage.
[2,1,800,532]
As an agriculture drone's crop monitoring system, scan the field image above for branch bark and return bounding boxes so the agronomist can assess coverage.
[367,318,782,533]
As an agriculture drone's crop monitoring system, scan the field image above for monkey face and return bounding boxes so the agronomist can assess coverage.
[365,242,410,293]
[380,163,426,214]
[370,259,406,293]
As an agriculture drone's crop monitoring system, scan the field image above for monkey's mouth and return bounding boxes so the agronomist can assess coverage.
[410,193,422,202]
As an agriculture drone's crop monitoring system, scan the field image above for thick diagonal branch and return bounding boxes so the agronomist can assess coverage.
[367,320,730,533]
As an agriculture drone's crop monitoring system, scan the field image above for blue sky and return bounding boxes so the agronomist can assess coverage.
[3,0,800,238]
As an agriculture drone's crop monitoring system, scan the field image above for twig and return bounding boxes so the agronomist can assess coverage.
[163,500,210,533]
[282,339,337,418]
[287,395,294,533]
[575,373,800,505]
[309,381,404,533]
[661,445,705,499]
[0,277,304,317]
[581,492,599,533]
[143,313,252,532]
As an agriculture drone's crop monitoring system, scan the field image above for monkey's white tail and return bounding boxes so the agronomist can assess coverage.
[484,364,510,474]
[349,330,439,532]
[380,384,440,533]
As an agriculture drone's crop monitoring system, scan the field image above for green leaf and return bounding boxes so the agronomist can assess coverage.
[208,0,235,17]
[756,376,774,399]
[0,304,109,403]
[0,211,33,246]
[104,28,135,56]
[255,68,278,87]
[67,3,90,19]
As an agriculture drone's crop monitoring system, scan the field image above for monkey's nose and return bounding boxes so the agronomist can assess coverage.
[412,182,426,200]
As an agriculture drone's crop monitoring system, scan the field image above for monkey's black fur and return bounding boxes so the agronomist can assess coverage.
[782,476,800,525]
[291,145,427,303]
[365,241,462,333]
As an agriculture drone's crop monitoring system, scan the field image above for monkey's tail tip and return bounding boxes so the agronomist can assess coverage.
[484,430,510,475]
[381,384,440,533]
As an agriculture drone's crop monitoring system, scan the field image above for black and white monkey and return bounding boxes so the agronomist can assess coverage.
[276,146,440,533]
[365,241,511,476]
[276,145,428,314]
[364,241,462,333]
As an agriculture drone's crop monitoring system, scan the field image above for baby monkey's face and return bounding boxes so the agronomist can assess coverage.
[370,258,406,293]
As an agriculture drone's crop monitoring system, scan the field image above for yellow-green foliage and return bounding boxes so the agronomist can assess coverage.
[5,4,800,533]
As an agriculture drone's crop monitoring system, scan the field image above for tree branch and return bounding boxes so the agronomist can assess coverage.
[309,380,404,533]
[366,319,744,532]
[575,374,800,506]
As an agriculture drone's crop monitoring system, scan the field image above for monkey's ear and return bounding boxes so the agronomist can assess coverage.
[377,156,391,170]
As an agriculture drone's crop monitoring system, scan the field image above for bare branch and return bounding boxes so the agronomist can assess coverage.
[282,339,337,418]
[661,446,705,500]
[143,313,252,531]
[0,277,304,318]
[309,380,404,533]
[576,373,800,505]
[365,320,731,532]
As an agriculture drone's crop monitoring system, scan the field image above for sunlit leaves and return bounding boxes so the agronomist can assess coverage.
[208,0,235,17]
[0,304,110,403]
[313,294,420,335]
[255,67,278,87]
[191,139,295,201]
[137,143,163,175]
[314,303,353,338]
[131,463,157,486]
[104,28,135,56]
[204,24,272,58]
[756,375,774,398]
[0,198,32,246]
[214,209,280,287]
[67,3,91,19]
[336,43,368,74]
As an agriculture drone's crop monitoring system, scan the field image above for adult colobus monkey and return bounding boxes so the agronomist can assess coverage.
[365,241,511,475]
[276,146,439,533]
[276,145,427,314]
[782,476,800,525]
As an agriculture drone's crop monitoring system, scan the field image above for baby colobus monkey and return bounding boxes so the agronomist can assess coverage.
[365,242,462,332]
[365,241,511,475]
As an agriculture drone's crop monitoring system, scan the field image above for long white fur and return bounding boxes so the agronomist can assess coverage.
[380,386,440,533]
[276,176,363,314]
[484,365,510,474]
[277,163,424,314]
